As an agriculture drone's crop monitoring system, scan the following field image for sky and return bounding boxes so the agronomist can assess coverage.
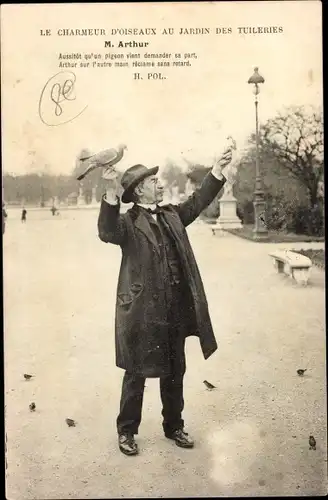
[1,1,323,177]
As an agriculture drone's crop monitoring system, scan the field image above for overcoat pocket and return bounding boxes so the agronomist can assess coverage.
[117,283,143,308]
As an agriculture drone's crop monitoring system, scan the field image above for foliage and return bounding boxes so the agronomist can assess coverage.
[3,173,79,205]
[160,161,188,193]
[185,163,211,185]
[185,163,221,221]
[258,105,323,207]
[237,200,254,225]
[227,225,324,243]
[286,202,324,236]
[235,105,324,236]
[265,194,291,231]
[200,197,220,222]
[294,249,325,269]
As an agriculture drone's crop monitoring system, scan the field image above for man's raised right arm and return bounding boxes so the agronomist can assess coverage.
[97,179,127,246]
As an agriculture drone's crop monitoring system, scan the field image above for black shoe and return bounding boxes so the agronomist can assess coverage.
[118,433,139,456]
[165,429,194,448]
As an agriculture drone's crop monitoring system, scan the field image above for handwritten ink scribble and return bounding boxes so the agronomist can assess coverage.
[38,71,88,126]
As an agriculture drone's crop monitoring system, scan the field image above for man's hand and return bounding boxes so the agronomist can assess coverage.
[102,166,119,204]
[212,147,233,178]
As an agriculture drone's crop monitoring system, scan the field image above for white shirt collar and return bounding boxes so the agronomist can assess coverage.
[137,202,163,211]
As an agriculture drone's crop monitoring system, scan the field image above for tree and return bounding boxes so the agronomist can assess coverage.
[3,172,79,205]
[73,149,96,203]
[160,161,187,193]
[185,162,211,186]
[260,105,323,208]
[185,162,220,222]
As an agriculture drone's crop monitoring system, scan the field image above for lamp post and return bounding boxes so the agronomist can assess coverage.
[248,67,268,240]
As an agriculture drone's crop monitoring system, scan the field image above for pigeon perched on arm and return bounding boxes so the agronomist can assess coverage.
[76,144,127,181]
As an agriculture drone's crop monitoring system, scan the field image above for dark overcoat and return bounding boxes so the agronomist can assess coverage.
[2,206,7,234]
[98,171,226,377]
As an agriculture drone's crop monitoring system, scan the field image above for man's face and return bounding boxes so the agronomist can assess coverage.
[136,175,164,204]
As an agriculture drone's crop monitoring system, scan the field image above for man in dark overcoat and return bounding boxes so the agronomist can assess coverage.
[97,147,232,455]
[2,202,8,234]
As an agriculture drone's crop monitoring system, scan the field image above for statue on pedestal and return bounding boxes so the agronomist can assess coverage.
[91,186,98,205]
[213,138,242,232]
[222,162,238,198]
[77,184,85,205]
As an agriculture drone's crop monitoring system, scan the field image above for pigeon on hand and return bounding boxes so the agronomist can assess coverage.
[29,402,36,411]
[309,435,316,450]
[76,144,127,181]
[203,380,216,390]
[65,418,76,427]
[24,374,33,380]
[297,369,307,376]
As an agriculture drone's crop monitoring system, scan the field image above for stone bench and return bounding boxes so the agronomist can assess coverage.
[269,250,312,285]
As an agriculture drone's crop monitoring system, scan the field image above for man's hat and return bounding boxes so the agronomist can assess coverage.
[121,164,159,203]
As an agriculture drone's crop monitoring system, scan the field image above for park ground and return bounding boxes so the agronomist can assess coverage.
[3,207,327,498]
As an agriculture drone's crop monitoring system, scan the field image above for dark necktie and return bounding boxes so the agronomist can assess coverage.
[146,206,163,215]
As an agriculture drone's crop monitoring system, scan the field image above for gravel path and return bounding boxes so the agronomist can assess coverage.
[4,210,327,498]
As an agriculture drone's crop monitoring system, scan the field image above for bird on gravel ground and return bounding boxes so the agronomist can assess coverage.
[29,402,36,411]
[76,145,127,181]
[24,374,33,380]
[203,380,216,390]
[65,418,76,427]
[309,435,316,450]
[297,369,307,376]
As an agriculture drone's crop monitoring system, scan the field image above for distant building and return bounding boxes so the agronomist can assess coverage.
[67,192,78,206]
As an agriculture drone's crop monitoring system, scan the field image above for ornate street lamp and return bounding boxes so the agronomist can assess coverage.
[248,67,268,240]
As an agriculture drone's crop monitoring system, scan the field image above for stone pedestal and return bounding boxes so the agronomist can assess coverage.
[211,193,242,234]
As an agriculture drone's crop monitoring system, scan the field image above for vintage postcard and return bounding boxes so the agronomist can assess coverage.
[2,1,325,498]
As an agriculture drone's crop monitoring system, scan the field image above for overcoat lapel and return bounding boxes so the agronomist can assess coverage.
[133,207,161,255]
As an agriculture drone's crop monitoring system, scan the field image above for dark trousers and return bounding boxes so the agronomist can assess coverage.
[117,286,188,436]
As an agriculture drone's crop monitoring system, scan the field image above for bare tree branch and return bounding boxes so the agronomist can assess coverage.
[255,106,323,205]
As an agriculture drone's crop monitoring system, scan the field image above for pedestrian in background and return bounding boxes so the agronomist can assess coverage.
[21,208,27,223]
